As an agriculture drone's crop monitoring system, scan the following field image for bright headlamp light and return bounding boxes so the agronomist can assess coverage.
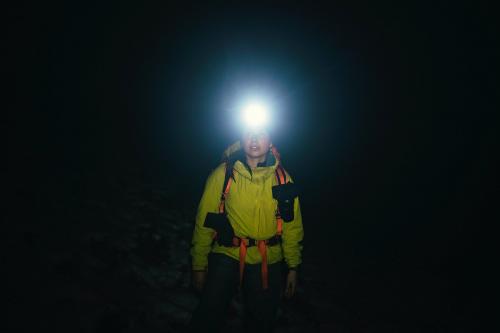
[241,100,270,130]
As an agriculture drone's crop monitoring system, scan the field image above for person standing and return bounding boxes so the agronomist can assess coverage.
[189,127,304,332]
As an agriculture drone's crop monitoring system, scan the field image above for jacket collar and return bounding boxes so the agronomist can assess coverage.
[222,141,280,182]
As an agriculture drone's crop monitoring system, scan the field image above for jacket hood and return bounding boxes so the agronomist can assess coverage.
[222,141,281,181]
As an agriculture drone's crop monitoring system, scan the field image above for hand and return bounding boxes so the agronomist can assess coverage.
[192,271,207,292]
[284,270,297,299]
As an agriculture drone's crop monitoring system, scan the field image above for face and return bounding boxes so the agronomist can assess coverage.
[241,129,272,160]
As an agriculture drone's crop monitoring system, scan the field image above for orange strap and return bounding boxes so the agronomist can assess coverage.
[237,238,269,290]
[257,240,269,289]
[213,176,232,240]
[238,238,248,288]
[274,166,286,236]
[276,217,283,236]
[218,177,232,214]
[275,166,286,184]
[271,146,281,163]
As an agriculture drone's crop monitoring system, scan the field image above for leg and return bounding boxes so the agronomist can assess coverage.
[189,253,239,333]
[242,261,284,333]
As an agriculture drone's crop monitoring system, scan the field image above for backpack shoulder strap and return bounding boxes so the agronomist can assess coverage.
[218,162,234,214]
[274,164,288,236]
[275,164,287,185]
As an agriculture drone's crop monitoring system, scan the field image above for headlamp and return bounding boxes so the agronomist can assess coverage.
[241,100,270,130]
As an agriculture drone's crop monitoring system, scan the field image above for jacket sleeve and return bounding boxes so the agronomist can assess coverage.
[190,165,225,270]
[281,176,304,269]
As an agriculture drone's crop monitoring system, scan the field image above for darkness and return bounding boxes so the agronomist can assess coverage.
[6,1,497,332]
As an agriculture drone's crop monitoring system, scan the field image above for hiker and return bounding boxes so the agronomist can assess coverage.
[189,120,304,332]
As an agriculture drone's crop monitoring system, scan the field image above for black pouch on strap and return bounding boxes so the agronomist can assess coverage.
[272,182,299,222]
[204,212,235,246]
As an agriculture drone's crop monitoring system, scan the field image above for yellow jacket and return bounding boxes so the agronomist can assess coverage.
[190,141,304,271]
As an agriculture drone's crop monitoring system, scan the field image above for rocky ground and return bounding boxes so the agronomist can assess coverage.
[7,172,459,332]
[7,175,342,333]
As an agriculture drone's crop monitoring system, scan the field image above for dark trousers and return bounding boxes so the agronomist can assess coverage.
[190,253,283,333]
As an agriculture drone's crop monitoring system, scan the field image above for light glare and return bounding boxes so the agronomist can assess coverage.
[242,101,269,129]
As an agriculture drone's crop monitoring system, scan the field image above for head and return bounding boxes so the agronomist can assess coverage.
[241,128,272,162]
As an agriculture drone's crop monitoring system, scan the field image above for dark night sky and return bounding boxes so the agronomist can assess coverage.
[7,1,498,328]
